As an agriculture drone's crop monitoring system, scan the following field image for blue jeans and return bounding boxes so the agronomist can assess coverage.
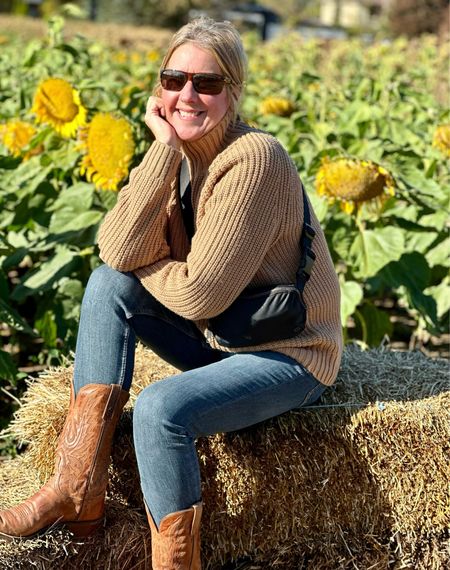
[73,265,326,527]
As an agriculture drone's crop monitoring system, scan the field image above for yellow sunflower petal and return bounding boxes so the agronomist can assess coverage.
[78,112,135,191]
[259,97,296,117]
[32,78,87,138]
[341,200,355,215]
[433,124,450,158]
[315,157,396,216]
[0,119,41,159]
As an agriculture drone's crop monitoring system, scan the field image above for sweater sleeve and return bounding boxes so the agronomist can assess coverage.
[134,136,293,320]
[97,140,182,271]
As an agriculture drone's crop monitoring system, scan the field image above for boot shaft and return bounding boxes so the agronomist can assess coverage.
[147,503,202,570]
[0,383,129,539]
[54,384,129,512]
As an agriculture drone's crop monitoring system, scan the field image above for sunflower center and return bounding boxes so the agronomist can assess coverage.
[330,164,386,201]
[0,120,36,157]
[86,114,134,180]
[321,160,390,202]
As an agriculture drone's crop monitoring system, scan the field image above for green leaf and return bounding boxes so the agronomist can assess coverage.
[425,277,450,319]
[1,247,29,271]
[356,302,393,347]
[338,101,383,127]
[340,280,363,327]
[387,122,421,147]
[49,210,103,235]
[4,231,29,249]
[0,350,17,383]
[1,158,52,199]
[0,156,21,170]
[381,202,418,223]
[346,138,384,162]
[404,231,438,255]
[0,298,35,335]
[404,286,438,328]
[47,183,95,213]
[400,167,448,205]
[332,225,357,263]
[0,234,14,256]
[34,310,57,348]
[307,190,328,223]
[47,184,103,235]
[380,252,438,327]
[58,278,84,300]
[96,189,118,211]
[0,271,8,300]
[425,237,450,268]
[59,43,81,59]
[381,252,430,291]
[11,247,77,301]
[41,144,81,174]
[420,210,449,229]
[349,227,405,278]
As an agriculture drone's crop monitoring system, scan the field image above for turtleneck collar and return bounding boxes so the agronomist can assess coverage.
[181,110,234,169]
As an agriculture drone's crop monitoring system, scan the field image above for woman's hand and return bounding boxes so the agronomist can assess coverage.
[145,96,181,150]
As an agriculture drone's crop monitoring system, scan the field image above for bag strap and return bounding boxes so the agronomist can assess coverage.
[296,184,316,292]
[178,161,315,291]
[179,158,195,242]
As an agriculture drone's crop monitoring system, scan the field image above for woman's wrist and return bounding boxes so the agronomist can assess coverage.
[156,134,181,151]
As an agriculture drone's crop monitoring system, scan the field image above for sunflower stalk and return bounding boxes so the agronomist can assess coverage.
[46,16,65,49]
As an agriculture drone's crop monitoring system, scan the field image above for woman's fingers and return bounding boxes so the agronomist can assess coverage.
[145,96,180,150]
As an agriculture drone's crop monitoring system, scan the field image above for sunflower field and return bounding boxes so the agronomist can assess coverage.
[0,17,449,431]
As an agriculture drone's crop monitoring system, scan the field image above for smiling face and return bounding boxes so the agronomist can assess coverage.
[161,43,230,142]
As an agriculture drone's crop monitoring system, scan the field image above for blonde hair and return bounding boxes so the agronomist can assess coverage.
[155,17,247,120]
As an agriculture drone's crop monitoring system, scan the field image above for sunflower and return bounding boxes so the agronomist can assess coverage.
[316,157,395,215]
[78,112,135,191]
[113,51,128,64]
[31,78,87,138]
[259,97,295,117]
[433,124,450,158]
[0,119,40,159]
[147,49,161,62]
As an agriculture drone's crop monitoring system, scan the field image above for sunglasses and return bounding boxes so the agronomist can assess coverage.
[160,69,232,95]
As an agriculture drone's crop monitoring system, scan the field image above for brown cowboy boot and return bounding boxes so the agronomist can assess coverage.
[146,503,202,570]
[0,383,128,539]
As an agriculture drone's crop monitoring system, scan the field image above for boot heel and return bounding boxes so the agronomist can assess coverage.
[64,518,103,537]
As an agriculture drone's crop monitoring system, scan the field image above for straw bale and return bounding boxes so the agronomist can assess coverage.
[0,345,449,569]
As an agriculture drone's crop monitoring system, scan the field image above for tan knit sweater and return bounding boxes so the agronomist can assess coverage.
[98,116,343,386]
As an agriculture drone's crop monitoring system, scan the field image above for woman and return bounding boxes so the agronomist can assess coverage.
[0,17,342,570]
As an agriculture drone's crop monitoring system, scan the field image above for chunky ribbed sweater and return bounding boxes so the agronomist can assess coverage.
[98,116,343,386]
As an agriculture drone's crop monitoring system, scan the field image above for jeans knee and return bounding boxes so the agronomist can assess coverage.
[133,383,191,446]
[134,384,164,433]
[83,264,139,308]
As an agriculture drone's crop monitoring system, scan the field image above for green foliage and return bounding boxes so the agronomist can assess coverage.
[0,20,449,423]
[0,18,157,428]
[241,33,449,348]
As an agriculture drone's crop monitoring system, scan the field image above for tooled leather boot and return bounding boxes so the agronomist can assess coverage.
[0,383,129,539]
[146,503,202,570]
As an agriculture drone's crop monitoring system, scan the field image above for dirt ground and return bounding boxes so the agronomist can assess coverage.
[0,14,173,49]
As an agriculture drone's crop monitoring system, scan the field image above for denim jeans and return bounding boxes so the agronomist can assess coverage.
[73,264,326,527]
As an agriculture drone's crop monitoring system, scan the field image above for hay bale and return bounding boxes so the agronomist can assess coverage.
[0,460,149,570]
[0,345,449,569]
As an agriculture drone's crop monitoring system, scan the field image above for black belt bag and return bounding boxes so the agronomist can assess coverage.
[178,160,316,349]
[207,284,307,348]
